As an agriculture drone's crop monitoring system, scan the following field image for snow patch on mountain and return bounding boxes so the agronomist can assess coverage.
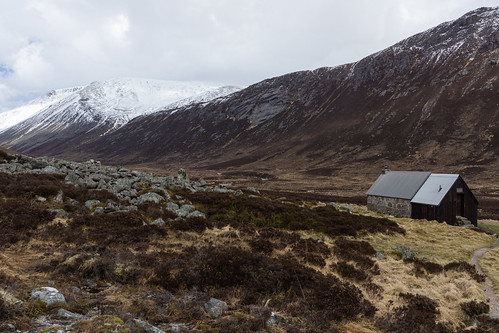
[0,78,243,133]
[0,87,83,131]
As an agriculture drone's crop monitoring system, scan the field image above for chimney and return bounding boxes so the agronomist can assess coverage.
[382,165,390,174]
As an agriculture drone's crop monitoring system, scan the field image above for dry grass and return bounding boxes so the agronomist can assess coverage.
[349,204,496,262]
[371,256,485,328]
[480,245,499,294]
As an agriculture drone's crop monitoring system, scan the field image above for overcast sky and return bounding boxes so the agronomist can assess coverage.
[0,0,497,112]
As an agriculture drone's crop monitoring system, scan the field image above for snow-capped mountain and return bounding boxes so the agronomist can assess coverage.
[0,78,242,155]
[0,78,242,133]
[0,87,83,131]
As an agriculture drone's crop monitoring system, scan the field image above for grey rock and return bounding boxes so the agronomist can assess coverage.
[186,210,206,219]
[119,189,138,198]
[165,202,180,214]
[151,218,165,226]
[162,323,193,333]
[194,178,207,187]
[133,319,165,333]
[57,309,85,320]
[392,246,418,260]
[177,168,188,182]
[339,205,354,212]
[204,297,228,318]
[151,187,171,200]
[177,204,195,218]
[36,195,47,202]
[40,166,62,174]
[30,287,66,307]
[85,200,101,210]
[266,312,280,326]
[326,202,340,210]
[104,201,119,213]
[50,209,69,218]
[375,251,385,259]
[64,172,80,186]
[31,158,49,169]
[82,177,98,189]
[54,191,64,203]
[93,207,105,214]
[137,192,164,205]
[214,186,229,193]
[246,187,260,194]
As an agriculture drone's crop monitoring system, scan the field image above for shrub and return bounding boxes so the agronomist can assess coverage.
[405,257,443,275]
[178,191,405,237]
[0,298,10,320]
[460,300,489,317]
[0,198,55,246]
[154,245,375,328]
[334,261,369,282]
[376,293,450,333]
[0,173,64,198]
[333,239,379,273]
[168,216,213,233]
[444,261,485,282]
[54,211,166,245]
[0,150,15,162]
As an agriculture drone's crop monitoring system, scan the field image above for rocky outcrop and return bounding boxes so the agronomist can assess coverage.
[30,287,66,307]
[0,154,246,221]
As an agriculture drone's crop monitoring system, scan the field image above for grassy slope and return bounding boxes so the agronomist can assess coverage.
[478,220,499,294]
[0,170,498,332]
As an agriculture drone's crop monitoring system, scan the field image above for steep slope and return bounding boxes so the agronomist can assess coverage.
[0,78,241,155]
[77,7,498,182]
[0,87,83,131]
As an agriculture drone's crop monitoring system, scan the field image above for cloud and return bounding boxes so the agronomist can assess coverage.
[106,13,130,46]
[11,41,53,85]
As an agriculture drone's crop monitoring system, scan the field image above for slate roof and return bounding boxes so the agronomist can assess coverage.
[366,171,431,200]
[411,174,459,206]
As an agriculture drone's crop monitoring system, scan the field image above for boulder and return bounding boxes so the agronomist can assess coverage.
[187,210,206,219]
[177,204,195,218]
[85,200,101,210]
[30,287,66,307]
[133,319,165,333]
[57,309,85,320]
[136,192,164,205]
[165,202,180,215]
[204,298,228,318]
[151,218,165,226]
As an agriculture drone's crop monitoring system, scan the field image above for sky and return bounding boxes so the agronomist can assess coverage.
[0,0,497,112]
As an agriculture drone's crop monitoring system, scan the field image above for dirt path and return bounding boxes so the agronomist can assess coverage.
[470,240,499,317]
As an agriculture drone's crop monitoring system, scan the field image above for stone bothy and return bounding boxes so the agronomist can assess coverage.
[366,170,478,226]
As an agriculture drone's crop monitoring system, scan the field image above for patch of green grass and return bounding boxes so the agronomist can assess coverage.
[478,219,499,235]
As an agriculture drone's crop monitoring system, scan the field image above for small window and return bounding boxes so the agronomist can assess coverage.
[457,188,463,193]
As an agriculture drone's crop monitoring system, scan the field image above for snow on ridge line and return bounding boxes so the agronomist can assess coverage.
[0,78,244,133]
[0,87,84,132]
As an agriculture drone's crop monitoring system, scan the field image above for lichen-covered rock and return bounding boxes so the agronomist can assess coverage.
[57,308,85,320]
[187,210,206,219]
[151,218,165,226]
[136,192,164,205]
[30,287,66,307]
[133,319,165,333]
[204,297,228,318]
[85,200,101,210]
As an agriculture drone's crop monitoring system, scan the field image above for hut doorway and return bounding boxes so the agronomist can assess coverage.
[457,193,465,216]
